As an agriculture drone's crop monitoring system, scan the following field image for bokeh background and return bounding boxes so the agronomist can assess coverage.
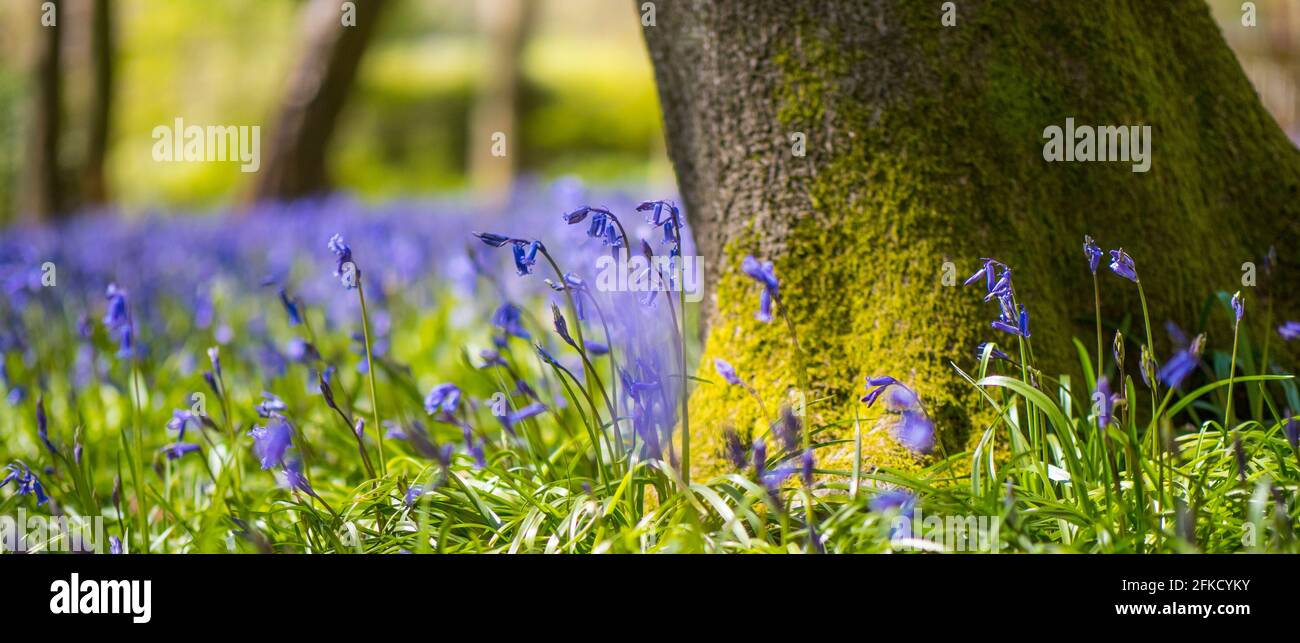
[0,0,1295,222]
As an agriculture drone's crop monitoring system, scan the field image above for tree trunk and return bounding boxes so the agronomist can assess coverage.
[23,0,62,220]
[641,0,1300,476]
[468,0,534,198]
[253,0,388,202]
[80,0,113,206]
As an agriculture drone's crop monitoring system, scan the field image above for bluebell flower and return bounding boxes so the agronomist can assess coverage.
[511,240,542,276]
[975,342,1012,362]
[714,358,742,386]
[1231,291,1244,323]
[722,427,747,472]
[109,536,122,555]
[471,232,513,247]
[424,383,461,418]
[36,397,58,457]
[584,340,608,355]
[1278,321,1300,340]
[895,411,935,454]
[405,485,425,507]
[869,489,915,515]
[207,346,222,380]
[551,304,576,347]
[800,448,815,487]
[498,402,547,435]
[1094,376,1116,427]
[255,392,287,418]
[776,405,802,453]
[250,418,293,470]
[965,258,1029,337]
[167,409,198,440]
[1083,235,1104,274]
[161,443,201,461]
[0,461,48,505]
[327,233,358,289]
[491,303,531,340]
[740,255,779,322]
[861,376,901,407]
[752,437,767,477]
[278,288,302,326]
[103,283,129,330]
[1108,248,1138,282]
[1159,334,1205,389]
[535,344,561,367]
[281,458,315,496]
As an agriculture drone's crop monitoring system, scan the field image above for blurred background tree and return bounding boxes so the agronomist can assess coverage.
[0,0,671,220]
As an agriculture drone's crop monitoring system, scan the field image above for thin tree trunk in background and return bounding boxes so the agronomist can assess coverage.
[641,0,1300,476]
[468,0,534,197]
[253,0,389,202]
[23,1,62,220]
[80,0,113,206]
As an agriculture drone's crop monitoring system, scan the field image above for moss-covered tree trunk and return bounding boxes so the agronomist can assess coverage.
[641,0,1300,476]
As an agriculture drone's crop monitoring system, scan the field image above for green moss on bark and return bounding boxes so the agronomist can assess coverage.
[681,1,1300,480]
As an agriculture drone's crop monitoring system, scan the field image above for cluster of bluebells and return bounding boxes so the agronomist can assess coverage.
[965,258,1029,338]
[0,461,48,505]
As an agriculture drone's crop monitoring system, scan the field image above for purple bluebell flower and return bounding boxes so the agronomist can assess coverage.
[551,304,576,347]
[36,397,58,457]
[511,240,542,276]
[250,418,293,470]
[861,376,904,408]
[471,232,513,247]
[281,458,315,496]
[584,340,608,355]
[167,409,198,440]
[1,461,48,505]
[975,342,1012,362]
[752,437,767,477]
[1094,376,1116,427]
[895,411,935,454]
[278,288,302,326]
[1083,236,1104,274]
[162,443,201,461]
[327,233,358,289]
[207,346,222,380]
[491,303,531,340]
[1279,321,1300,340]
[405,485,425,507]
[775,406,802,453]
[869,489,916,515]
[103,283,129,329]
[966,259,1029,337]
[1159,334,1205,389]
[424,383,461,418]
[255,392,287,418]
[740,255,778,322]
[535,344,560,367]
[1108,248,1138,282]
[1231,291,1244,323]
[800,449,815,487]
[498,402,547,435]
[722,427,747,472]
[109,536,122,554]
[714,358,742,386]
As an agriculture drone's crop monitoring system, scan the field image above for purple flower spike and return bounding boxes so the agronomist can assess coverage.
[714,358,742,386]
[1108,248,1138,282]
[250,419,293,470]
[1231,291,1244,323]
[1083,236,1104,274]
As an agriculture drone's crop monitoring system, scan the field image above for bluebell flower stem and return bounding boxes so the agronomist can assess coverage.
[1092,273,1103,385]
[1223,319,1241,436]
[355,279,385,477]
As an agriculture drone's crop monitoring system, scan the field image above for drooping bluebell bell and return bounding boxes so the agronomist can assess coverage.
[1231,291,1244,323]
[535,343,561,367]
[1108,248,1138,282]
[1083,235,1104,274]
[975,342,1012,362]
[405,485,425,508]
[1278,321,1300,340]
[103,283,129,330]
[256,392,287,418]
[36,397,58,457]
[162,443,201,461]
[869,489,916,515]
[1159,333,1205,389]
[281,458,316,496]
[800,449,815,487]
[491,303,531,340]
[167,409,198,441]
[472,231,513,247]
[775,405,802,453]
[250,418,293,470]
[498,402,547,435]
[584,340,609,355]
[327,233,359,289]
[714,358,742,386]
[752,437,768,477]
[424,383,461,419]
[965,258,1029,337]
[722,426,747,472]
[861,376,902,407]
[511,240,543,276]
[1094,376,1116,427]
[637,200,683,257]
[109,536,122,555]
[277,288,302,326]
[207,346,222,380]
[895,411,935,454]
[0,461,48,505]
[740,255,779,322]
[551,304,576,347]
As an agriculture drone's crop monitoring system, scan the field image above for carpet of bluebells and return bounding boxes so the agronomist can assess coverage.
[2,179,1299,553]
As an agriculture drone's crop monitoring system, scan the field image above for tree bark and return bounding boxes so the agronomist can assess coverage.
[468,0,534,197]
[23,0,62,220]
[641,0,1300,476]
[252,0,388,202]
[80,0,113,206]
